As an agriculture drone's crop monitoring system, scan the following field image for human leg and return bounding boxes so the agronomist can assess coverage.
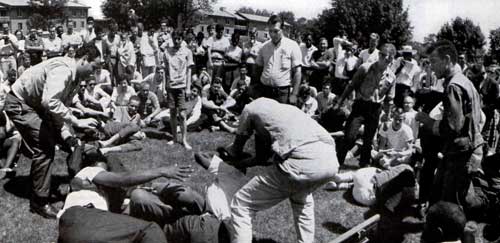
[4,93,58,217]
[338,103,365,164]
[290,192,315,243]
[230,167,291,243]
[359,102,381,167]
[58,206,167,243]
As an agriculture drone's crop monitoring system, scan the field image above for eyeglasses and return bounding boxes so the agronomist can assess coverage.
[88,83,96,86]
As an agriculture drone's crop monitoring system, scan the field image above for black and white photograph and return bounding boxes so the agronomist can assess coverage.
[0,0,499,242]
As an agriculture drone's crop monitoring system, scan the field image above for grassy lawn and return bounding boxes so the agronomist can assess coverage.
[1,130,428,243]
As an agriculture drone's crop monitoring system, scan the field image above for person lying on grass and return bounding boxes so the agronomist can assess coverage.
[85,95,147,155]
[128,151,253,243]
[325,164,418,212]
[57,152,194,243]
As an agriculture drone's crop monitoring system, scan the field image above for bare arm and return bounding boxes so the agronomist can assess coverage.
[92,165,193,188]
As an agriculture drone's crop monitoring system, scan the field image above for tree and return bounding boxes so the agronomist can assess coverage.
[489,27,500,63]
[315,0,412,48]
[437,17,486,62]
[28,0,69,28]
[102,0,215,30]
[237,6,271,17]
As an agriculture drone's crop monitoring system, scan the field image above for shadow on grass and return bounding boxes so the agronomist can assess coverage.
[364,205,424,243]
[252,238,279,243]
[3,175,71,202]
[145,130,171,140]
[322,221,349,234]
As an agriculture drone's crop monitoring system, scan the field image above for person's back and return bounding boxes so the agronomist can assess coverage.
[241,98,334,157]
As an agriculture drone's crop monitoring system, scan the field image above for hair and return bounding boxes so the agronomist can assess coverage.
[75,42,101,61]
[428,40,458,65]
[422,201,466,243]
[212,77,223,85]
[7,68,16,78]
[140,82,150,90]
[14,29,24,39]
[215,24,224,32]
[196,31,204,40]
[322,82,331,88]
[381,43,397,57]
[171,29,185,39]
[86,16,94,23]
[319,37,328,43]
[129,95,140,104]
[207,24,215,30]
[267,14,285,29]
[22,53,30,60]
[370,33,380,40]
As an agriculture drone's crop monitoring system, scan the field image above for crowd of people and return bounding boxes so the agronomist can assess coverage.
[0,9,499,243]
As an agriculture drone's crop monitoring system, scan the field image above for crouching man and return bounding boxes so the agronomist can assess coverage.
[224,97,339,243]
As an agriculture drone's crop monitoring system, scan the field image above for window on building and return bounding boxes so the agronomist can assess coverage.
[72,10,77,17]
[226,29,229,34]
[81,21,85,28]
[201,26,204,32]
[17,23,22,31]
[264,33,268,38]
[16,9,22,17]
[0,10,6,16]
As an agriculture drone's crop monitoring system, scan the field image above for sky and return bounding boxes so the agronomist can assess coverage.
[84,0,500,42]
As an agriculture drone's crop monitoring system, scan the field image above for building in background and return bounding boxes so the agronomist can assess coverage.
[194,7,291,42]
[0,0,89,33]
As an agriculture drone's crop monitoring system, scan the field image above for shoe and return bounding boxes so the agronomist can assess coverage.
[30,202,59,219]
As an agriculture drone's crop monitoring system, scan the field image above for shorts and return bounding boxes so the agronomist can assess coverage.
[167,88,186,111]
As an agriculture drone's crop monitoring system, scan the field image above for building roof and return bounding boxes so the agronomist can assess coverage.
[0,0,89,8]
[236,12,269,23]
[200,8,237,19]
[236,12,291,26]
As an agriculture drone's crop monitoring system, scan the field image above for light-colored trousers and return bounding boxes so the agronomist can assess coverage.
[230,141,339,243]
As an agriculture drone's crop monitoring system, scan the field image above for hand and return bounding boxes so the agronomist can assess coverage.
[159,164,194,181]
[143,117,152,125]
[76,118,98,129]
[185,88,192,97]
[289,94,297,105]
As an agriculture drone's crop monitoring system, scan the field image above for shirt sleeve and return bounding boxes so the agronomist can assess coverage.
[439,84,465,137]
[236,105,255,137]
[291,42,302,68]
[256,45,264,67]
[187,49,195,67]
[150,93,160,109]
[41,66,76,127]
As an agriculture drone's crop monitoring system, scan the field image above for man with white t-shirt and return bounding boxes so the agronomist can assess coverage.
[357,33,380,66]
[374,107,414,168]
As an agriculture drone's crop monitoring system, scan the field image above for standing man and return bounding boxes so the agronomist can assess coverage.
[392,45,420,107]
[416,41,484,206]
[4,44,101,218]
[61,21,83,50]
[357,33,380,66]
[310,37,334,91]
[43,26,63,59]
[164,30,194,150]
[225,97,339,243]
[243,28,262,81]
[253,14,302,104]
[300,33,317,84]
[80,17,96,44]
[333,43,397,167]
[0,23,18,76]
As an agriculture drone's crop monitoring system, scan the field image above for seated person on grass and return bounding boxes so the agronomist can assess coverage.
[298,84,318,117]
[201,77,236,133]
[316,82,336,118]
[142,66,167,106]
[17,53,31,77]
[326,164,417,212]
[84,76,112,111]
[372,107,414,169]
[229,65,251,94]
[229,75,252,115]
[137,82,162,127]
[111,77,137,122]
[72,80,111,121]
[0,111,22,179]
[57,152,194,243]
[92,96,147,155]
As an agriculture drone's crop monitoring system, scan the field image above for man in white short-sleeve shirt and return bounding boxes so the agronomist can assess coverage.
[357,33,380,66]
[254,14,302,104]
